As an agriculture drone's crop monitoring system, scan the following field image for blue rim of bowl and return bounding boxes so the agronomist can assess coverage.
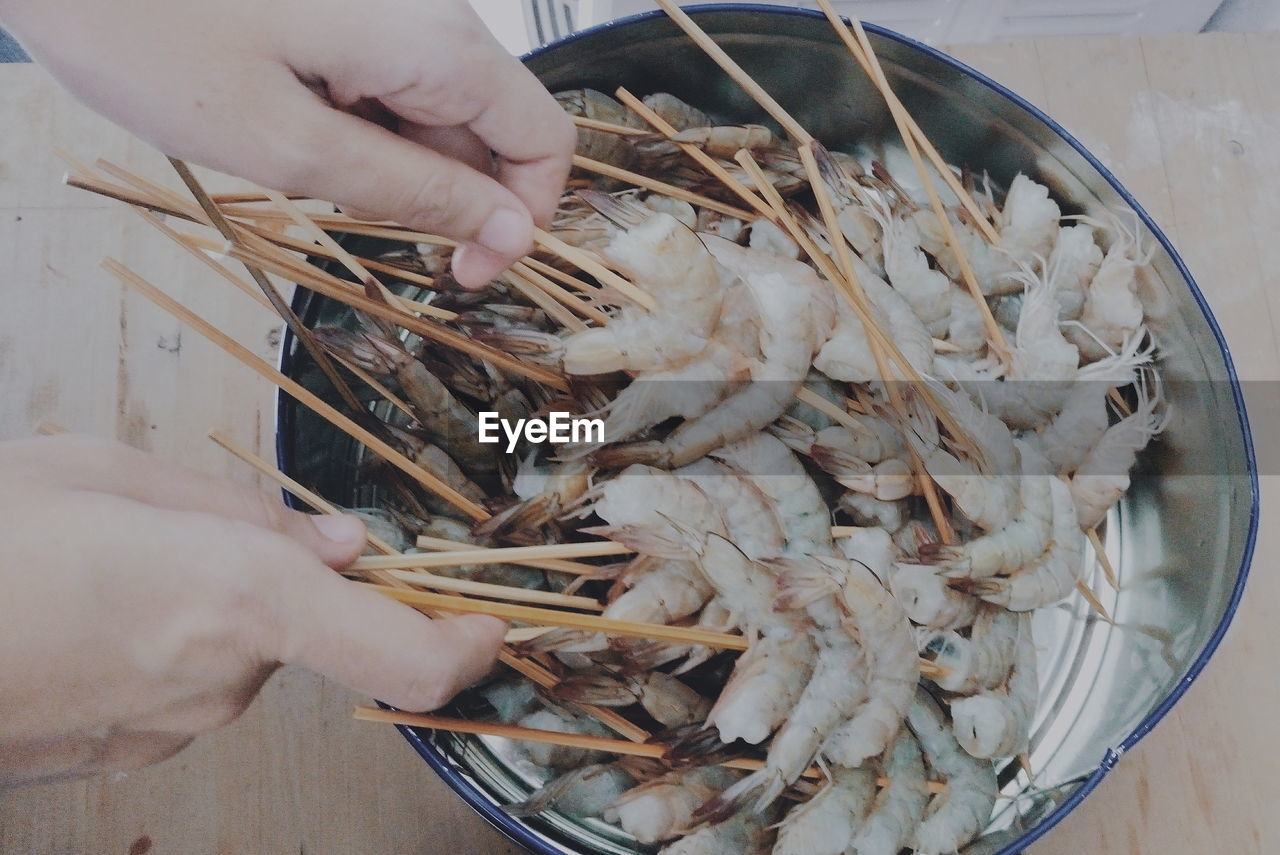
[276,5,1260,853]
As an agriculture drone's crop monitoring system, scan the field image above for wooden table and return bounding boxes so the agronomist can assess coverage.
[1,31,1276,854]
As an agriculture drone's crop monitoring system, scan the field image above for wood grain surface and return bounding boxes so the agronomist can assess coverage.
[0,31,1276,854]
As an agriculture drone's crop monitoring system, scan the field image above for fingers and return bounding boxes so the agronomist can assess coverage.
[271,570,507,711]
[275,98,541,288]
[4,435,366,568]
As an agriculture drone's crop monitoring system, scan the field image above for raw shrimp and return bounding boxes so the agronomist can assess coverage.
[907,689,998,855]
[659,810,775,855]
[850,730,929,855]
[813,252,934,384]
[507,762,637,819]
[1067,213,1152,361]
[642,92,711,130]
[552,669,711,728]
[879,206,952,337]
[672,123,776,157]
[951,611,1038,759]
[593,242,834,469]
[1046,223,1103,320]
[474,453,591,536]
[921,604,1021,694]
[712,431,834,558]
[772,765,877,855]
[890,563,980,630]
[604,558,713,625]
[607,766,737,844]
[835,525,899,584]
[1070,373,1167,529]
[921,438,1053,578]
[676,457,786,560]
[704,631,816,745]
[699,593,867,816]
[969,476,1086,611]
[314,327,495,475]
[998,173,1061,267]
[774,416,914,503]
[1041,328,1154,474]
[904,414,1017,533]
[911,208,1014,296]
[561,204,725,375]
[518,707,615,770]
[578,464,727,558]
[838,491,908,532]
[747,217,800,259]
[774,554,919,765]
[557,88,645,170]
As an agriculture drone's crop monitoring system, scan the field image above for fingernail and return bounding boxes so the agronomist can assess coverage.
[476,207,532,257]
[312,513,366,544]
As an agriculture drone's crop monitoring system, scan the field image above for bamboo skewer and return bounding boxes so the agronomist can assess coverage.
[570,114,649,136]
[352,541,634,572]
[364,584,750,649]
[571,153,755,221]
[813,0,998,245]
[614,87,777,223]
[505,267,588,332]
[735,149,958,545]
[415,536,607,577]
[383,569,604,611]
[259,188,415,314]
[1087,528,1120,591]
[131,208,274,313]
[833,15,1009,356]
[532,229,656,310]
[511,260,612,326]
[1075,580,1112,621]
[352,708,949,793]
[206,430,651,742]
[795,387,866,434]
[107,259,489,520]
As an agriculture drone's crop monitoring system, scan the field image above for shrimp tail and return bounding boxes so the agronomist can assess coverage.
[579,524,692,559]
[693,768,784,824]
[576,189,650,229]
[588,441,670,470]
[658,722,732,764]
[469,327,565,363]
[770,558,841,611]
[473,495,559,537]
[512,628,608,656]
[549,672,639,707]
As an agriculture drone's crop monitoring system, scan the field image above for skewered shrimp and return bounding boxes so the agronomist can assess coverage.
[774,554,919,765]
[904,413,1017,533]
[607,766,737,844]
[1046,223,1103,320]
[1070,371,1167,528]
[557,88,645,169]
[518,707,615,770]
[712,431,834,558]
[672,123,777,156]
[969,476,1085,611]
[676,457,786,560]
[552,669,711,728]
[879,206,951,337]
[838,491,908,532]
[890,563,980,630]
[475,453,591,536]
[920,438,1053,578]
[642,92,711,130]
[704,631,817,745]
[593,241,834,469]
[1041,328,1154,474]
[998,173,1061,267]
[951,611,1038,759]
[921,604,1021,694]
[314,327,495,476]
[1067,213,1152,362]
[907,689,998,855]
[604,557,713,625]
[772,765,877,855]
[659,810,775,855]
[507,762,637,820]
[578,463,727,558]
[850,730,929,855]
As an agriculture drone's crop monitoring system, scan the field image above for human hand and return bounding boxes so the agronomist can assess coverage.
[0,435,505,786]
[0,0,575,288]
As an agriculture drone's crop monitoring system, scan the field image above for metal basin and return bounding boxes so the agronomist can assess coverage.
[277,5,1258,853]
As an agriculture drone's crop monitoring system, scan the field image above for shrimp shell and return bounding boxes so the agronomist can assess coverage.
[772,766,877,855]
[849,730,929,855]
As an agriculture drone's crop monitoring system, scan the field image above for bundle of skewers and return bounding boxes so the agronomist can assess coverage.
[59,2,1167,853]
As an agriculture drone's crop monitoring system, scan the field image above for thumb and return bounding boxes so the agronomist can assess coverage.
[273,571,507,711]
[276,101,534,288]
